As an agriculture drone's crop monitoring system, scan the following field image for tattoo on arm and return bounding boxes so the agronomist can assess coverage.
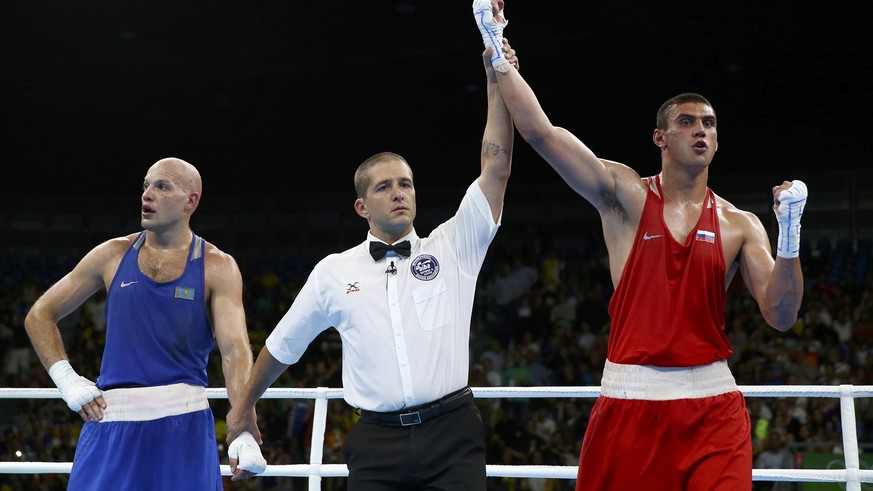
[482,140,510,158]
[600,189,629,222]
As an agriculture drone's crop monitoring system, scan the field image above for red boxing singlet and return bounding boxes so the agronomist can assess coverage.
[607,174,732,366]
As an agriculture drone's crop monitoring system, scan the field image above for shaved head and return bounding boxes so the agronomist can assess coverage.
[144,157,203,215]
[150,157,203,196]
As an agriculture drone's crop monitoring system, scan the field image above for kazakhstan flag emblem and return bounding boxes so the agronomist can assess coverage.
[174,286,195,300]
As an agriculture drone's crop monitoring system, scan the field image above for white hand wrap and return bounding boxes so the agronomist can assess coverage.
[48,360,102,413]
[228,431,267,475]
[774,180,808,259]
[473,0,511,73]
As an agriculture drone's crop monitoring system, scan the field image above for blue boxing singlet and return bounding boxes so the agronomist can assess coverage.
[97,231,213,389]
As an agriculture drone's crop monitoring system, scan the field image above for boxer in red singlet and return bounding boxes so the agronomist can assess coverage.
[473,4,808,488]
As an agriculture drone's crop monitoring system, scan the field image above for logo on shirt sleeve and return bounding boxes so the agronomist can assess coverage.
[174,286,196,300]
[411,255,440,281]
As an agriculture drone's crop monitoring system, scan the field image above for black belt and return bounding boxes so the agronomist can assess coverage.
[358,387,474,427]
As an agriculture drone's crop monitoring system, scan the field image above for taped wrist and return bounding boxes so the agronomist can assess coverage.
[774,180,808,259]
[473,0,511,72]
[49,360,101,412]
[228,431,267,474]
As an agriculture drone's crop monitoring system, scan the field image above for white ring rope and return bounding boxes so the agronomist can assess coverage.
[2,385,872,488]
[4,385,873,399]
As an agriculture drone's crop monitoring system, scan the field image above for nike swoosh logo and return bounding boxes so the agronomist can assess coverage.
[643,233,664,241]
[120,280,138,288]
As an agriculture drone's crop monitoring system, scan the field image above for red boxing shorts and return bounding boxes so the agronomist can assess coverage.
[576,360,752,491]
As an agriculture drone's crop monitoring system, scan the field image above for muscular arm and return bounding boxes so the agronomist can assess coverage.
[25,238,126,369]
[24,237,127,421]
[735,212,803,331]
[492,60,618,211]
[206,246,253,409]
[207,245,273,481]
[225,346,290,445]
[477,45,514,222]
[474,3,645,279]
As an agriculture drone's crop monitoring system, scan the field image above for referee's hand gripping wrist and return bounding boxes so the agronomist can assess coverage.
[228,431,267,480]
[473,0,511,72]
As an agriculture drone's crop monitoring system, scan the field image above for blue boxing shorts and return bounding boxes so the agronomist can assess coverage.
[67,383,222,491]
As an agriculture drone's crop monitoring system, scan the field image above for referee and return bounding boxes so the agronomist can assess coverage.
[226,43,517,490]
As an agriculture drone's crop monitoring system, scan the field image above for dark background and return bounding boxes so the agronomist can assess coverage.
[1,1,870,205]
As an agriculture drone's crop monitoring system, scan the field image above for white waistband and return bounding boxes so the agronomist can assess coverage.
[600,359,738,401]
[100,383,209,422]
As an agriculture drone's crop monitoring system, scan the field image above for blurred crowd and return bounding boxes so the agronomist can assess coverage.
[1,230,871,491]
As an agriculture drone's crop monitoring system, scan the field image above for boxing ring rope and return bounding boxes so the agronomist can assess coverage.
[2,385,873,491]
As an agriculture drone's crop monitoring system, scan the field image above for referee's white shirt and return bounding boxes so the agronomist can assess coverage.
[266,180,501,412]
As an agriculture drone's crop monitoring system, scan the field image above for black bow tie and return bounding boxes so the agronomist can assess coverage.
[369,240,411,261]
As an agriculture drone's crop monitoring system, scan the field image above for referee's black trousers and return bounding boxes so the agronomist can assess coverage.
[343,400,486,490]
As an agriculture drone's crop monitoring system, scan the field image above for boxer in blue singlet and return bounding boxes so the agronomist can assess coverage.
[25,158,265,489]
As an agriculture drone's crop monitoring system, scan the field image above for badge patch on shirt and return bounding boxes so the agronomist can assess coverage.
[174,286,196,300]
[695,230,716,243]
[411,254,440,281]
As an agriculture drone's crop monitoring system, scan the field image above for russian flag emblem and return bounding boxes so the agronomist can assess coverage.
[695,230,715,243]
